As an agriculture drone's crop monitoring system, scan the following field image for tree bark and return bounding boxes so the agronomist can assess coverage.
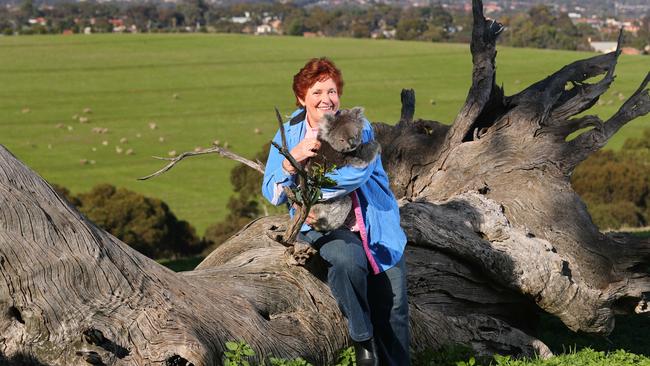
[1,0,649,364]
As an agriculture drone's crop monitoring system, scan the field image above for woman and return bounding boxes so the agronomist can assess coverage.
[262,57,409,365]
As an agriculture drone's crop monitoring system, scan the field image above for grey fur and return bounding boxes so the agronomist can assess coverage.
[309,195,352,232]
[307,107,380,232]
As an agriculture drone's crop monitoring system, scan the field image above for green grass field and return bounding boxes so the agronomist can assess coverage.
[1,33,648,234]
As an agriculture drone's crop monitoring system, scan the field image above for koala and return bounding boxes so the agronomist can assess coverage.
[310,107,381,170]
[306,107,381,232]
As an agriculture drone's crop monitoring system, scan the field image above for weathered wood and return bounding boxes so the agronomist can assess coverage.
[1,0,649,364]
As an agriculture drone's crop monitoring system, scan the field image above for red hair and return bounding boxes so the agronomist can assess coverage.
[292,57,344,107]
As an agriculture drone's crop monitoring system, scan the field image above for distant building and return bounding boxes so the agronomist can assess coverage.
[255,24,273,35]
[28,17,47,26]
[621,47,641,55]
[231,12,251,24]
[371,29,396,39]
[270,19,282,33]
[589,40,618,53]
[484,2,502,14]
[572,17,603,28]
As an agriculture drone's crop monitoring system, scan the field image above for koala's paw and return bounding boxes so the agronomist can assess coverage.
[285,240,318,267]
[311,197,352,232]
[348,140,381,168]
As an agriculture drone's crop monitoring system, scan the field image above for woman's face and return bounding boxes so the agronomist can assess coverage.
[299,77,340,127]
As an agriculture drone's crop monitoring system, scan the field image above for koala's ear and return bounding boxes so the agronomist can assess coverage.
[319,113,336,136]
[351,107,365,120]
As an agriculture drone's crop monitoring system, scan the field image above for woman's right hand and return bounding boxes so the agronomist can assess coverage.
[282,138,321,174]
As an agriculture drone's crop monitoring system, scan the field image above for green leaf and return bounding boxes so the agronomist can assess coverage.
[225,341,239,351]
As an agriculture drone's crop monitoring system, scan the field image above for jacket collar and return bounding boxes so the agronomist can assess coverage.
[290,108,306,126]
[285,108,306,145]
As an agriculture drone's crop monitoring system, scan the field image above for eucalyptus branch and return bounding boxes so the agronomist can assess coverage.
[275,107,288,149]
[270,141,310,184]
[138,145,264,181]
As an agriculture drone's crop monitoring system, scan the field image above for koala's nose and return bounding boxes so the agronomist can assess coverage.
[348,137,358,147]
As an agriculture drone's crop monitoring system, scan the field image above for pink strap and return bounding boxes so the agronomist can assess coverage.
[351,191,380,275]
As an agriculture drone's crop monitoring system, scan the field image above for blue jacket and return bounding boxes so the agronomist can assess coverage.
[262,108,407,274]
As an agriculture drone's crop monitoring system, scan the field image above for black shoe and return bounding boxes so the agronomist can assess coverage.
[354,338,379,366]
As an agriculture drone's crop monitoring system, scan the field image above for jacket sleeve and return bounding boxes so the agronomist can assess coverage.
[320,119,376,200]
[262,128,296,206]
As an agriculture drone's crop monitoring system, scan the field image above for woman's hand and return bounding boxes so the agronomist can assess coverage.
[282,138,321,174]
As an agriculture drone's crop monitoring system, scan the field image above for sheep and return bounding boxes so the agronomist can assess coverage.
[92,127,109,134]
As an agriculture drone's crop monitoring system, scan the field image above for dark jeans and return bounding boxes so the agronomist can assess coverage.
[299,229,410,365]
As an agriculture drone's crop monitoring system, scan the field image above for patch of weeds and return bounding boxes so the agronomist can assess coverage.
[223,341,255,366]
[334,347,355,366]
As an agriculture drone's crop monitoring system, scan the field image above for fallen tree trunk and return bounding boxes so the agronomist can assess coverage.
[1,0,649,364]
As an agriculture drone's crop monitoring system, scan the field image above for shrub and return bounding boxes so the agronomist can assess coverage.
[53,183,204,259]
[586,201,644,230]
[572,131,650,231]
[204,143,283,249]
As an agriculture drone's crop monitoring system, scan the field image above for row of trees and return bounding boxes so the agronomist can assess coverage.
[2,0,648,52]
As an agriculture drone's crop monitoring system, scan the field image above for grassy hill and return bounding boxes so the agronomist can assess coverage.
[1,33,647,234]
